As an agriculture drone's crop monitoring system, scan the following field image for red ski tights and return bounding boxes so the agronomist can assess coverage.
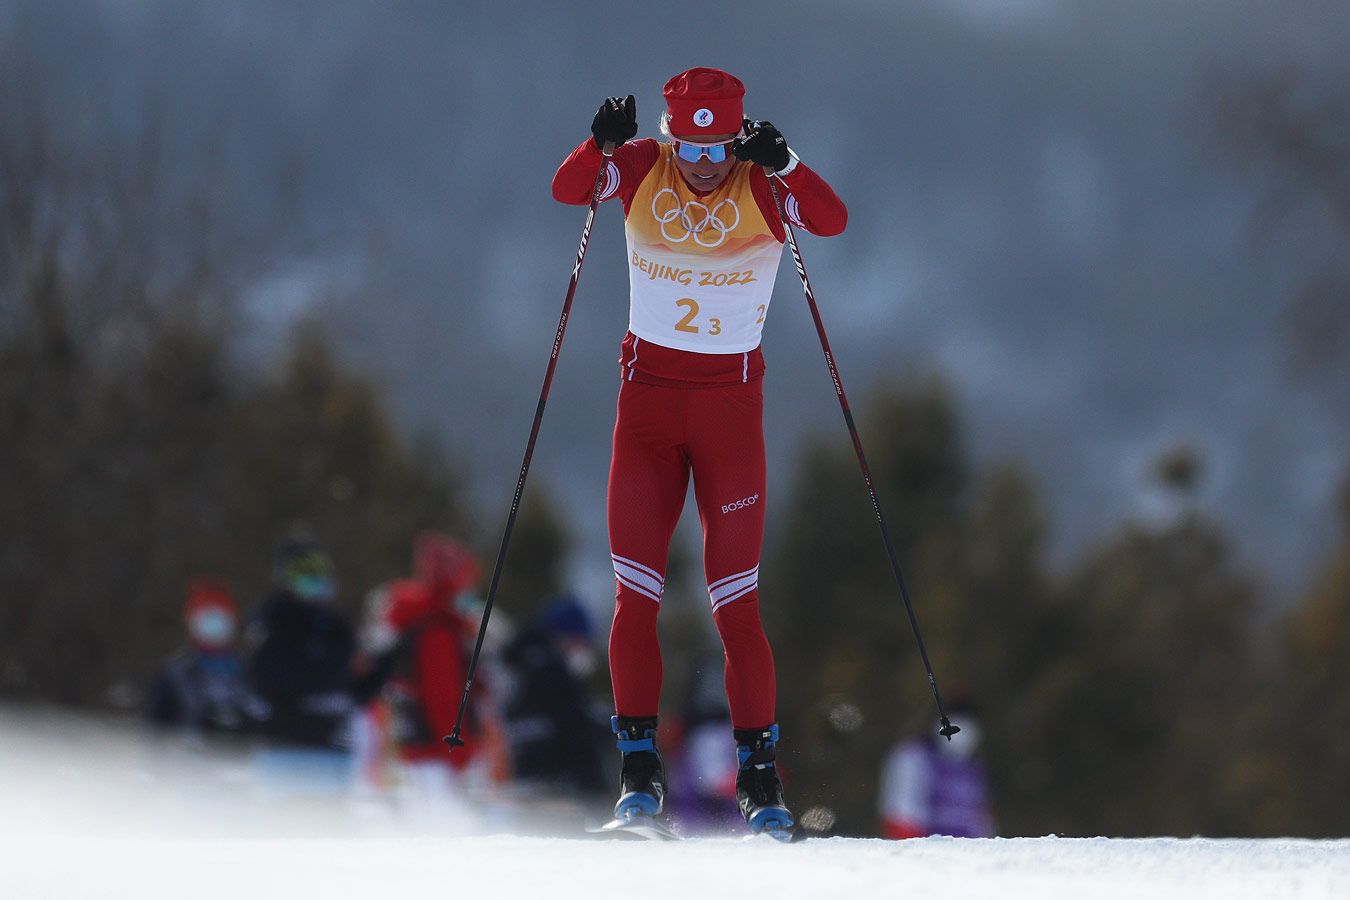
[607,377,776,729]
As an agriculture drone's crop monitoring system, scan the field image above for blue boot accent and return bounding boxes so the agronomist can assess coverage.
[612,715,665,818]
[748,804,795,834]
[615,790,663,819]
[612,715,657,753]
[736,724,779,767]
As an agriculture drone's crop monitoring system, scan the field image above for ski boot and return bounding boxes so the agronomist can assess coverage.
[735,724,796,840]
[612,715,665,821]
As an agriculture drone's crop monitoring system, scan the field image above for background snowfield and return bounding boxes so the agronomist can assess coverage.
[6,833,1348,900]
[3,709,1346,900]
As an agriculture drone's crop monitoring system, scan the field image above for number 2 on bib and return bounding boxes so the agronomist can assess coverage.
[675,298,700,333]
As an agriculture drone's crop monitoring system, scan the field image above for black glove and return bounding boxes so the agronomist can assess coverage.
[731,119,790,171]
[591,95,637,151]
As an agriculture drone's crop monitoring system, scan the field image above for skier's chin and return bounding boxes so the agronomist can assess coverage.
[681,169,728,192]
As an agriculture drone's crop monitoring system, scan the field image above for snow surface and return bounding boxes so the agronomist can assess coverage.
[7,833,1348,900]
[3,708,1347,899]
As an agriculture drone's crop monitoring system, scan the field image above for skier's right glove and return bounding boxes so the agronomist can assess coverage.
[591,95,637,152]
[731,120,791,172]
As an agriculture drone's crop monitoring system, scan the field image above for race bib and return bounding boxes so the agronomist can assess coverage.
[624,148,783,354]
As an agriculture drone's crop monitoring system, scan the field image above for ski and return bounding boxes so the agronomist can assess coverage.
[587,815,682,841]
[750,824,808,843]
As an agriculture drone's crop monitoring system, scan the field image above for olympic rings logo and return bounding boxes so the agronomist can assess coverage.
[651,188,740,248]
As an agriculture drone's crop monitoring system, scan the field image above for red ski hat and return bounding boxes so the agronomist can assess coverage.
[413,532,482,599]
[663,67,745,138]
[184,579,237,621]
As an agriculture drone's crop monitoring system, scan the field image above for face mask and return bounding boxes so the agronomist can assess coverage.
[189,609,236,647]
[291,574,336,603]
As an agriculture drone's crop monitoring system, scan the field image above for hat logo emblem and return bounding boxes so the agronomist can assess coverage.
[693,108,714,127]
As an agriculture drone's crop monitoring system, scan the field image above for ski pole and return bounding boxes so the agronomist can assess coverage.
[445,142,616,751]
[764,168,959,740]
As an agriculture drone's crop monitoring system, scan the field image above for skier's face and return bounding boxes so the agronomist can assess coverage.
[671,133,738,192]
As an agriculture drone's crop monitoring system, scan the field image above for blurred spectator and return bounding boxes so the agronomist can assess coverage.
[146,580,268,737]
[879,698,995,838]
[669,666,742,834]
[379,532,499,805]
[349,584,400,798]
[245,534,356,750]
[501,594,609,797]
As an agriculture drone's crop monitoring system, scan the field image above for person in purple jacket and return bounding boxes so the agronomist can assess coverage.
[879,698,996,838]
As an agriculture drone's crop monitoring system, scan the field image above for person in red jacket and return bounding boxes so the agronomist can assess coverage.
[381,533,493,809]
[552,66,847,836]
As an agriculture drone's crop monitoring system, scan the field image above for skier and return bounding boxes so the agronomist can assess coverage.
[500,594,609,798]
[552,66,847,836]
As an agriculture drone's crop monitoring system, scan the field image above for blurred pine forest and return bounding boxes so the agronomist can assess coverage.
[767,378,1349,838]
[2,58,1346,841]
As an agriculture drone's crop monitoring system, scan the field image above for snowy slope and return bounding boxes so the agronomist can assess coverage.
[7,834,1348,900]
[3,709,1346,899]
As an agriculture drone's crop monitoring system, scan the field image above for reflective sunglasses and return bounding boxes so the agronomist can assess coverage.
[285,552,333,580]
[674,139,735,164]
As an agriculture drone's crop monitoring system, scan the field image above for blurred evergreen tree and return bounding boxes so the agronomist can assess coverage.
[1034,513,1269,837]
[765,376,970,836]
[489,486,571,623]
[0,75,569,714]
[763,384,1284,839]
[0,314,476,706]
[1278,473,1350,836]
[228,323,470,617]
[950,464,1061,835]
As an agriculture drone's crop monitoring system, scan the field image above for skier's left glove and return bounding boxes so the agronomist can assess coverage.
[731,120,791,172]
[592,95,638,152]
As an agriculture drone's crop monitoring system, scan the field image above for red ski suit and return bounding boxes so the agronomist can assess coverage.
[384,579,480,767]
[553,137,846,729]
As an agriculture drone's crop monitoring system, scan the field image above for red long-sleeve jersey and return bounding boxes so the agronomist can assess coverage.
[552,138,847,241]
[552,137,847,385]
